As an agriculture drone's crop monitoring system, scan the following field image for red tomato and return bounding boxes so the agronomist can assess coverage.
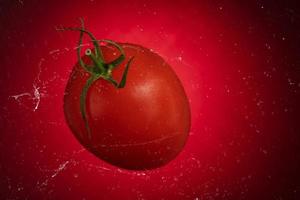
[64,41,191,170]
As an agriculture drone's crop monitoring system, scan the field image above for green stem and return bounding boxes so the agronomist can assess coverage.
[80,75,100,139]
[85,49,105,73]
[118,57,134,88]
[100,39,125,67]
[58,19,135,141]
[76,20,92,73]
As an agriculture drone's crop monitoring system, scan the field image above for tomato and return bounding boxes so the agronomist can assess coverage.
[62,22,190,170]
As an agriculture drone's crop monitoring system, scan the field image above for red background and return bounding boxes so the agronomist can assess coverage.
[1,0,300,199]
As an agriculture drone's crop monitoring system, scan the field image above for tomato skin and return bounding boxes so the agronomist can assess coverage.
[64,43,190,170]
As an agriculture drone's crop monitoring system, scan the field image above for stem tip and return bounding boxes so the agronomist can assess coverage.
[85,48,92,56]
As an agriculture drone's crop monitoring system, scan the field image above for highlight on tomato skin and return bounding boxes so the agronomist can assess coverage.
[64,42,191,170]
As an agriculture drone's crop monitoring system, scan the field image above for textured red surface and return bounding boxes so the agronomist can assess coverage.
[1,1,300,199]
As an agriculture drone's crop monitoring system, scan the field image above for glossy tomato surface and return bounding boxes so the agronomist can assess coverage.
[64,43,191,170]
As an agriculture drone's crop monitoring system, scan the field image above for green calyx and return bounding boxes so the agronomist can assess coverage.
[57,18,134,139]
